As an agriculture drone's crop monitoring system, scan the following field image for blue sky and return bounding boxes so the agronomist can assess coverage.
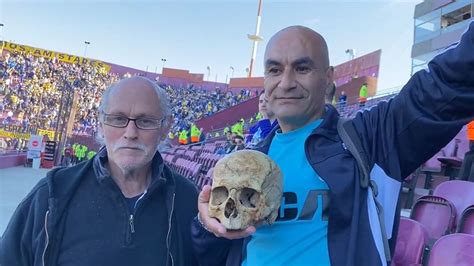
[1,0,421,94]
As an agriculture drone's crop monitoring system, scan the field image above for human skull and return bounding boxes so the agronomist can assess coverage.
[208,150,283,230]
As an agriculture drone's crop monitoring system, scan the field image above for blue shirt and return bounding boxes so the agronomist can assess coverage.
[243,119,330,266]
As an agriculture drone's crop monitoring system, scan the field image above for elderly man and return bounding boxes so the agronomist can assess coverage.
[192,23,474,265]
[0,77,198,265]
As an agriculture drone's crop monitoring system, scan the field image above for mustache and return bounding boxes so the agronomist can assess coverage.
[112,143,147,152]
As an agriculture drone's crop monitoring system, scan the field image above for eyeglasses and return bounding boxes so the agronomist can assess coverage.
[102,113,165,130]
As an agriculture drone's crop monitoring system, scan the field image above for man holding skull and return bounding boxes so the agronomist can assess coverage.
[192,23,474,265]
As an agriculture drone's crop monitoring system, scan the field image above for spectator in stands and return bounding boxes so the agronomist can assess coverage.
[192,23,474,265]
[179,128,189,145]
[76,143,88,163]
[223,133,238,154]
[468,120,474,151]
[338,90,347,109]
[199,128,206,143]
[0,137,7,153]
[190,124,200,143]
[86,149,97,160]
[225,131,232,141]
[246,93,278,146]
[232,135,245,152]
[61,143,73,166]
[0,77,198,265]
[359,82,368,107]
[460,120,474,181]
[72,143,79,165]
[231,118,244,137]
[168,131,175,141]
[223,126,230,135]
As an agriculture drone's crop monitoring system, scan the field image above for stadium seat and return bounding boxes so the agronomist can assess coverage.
[410,195,456,240]
[427,233,474,266]
[203,144,217,154]
[418,152,444,190]
[438,138,464,180]
[437,139,461,165]
[190,163,203,182]
[432,180,474,228]
[197,168,214,189]
[391,217,429,266]
[458,205,474,235]
[184,150,197,161]
[401,171,422,209]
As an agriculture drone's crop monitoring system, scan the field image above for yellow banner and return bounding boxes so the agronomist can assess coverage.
[0,130,31,140]
[37,129,56,140]
[0,41,111,72]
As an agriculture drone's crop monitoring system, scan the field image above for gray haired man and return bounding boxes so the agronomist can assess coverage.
[0,77,198,266]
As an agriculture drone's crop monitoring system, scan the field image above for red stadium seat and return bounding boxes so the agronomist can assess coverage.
[433,180,474,228]
[391,217,429,266]
[410,195,456,240]
[458,205,474,235]
[427,233,474,266]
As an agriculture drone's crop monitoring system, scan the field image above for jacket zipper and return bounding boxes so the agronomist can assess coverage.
[129,214,135,233]
[126,190,147,244]
[42,210,50,266]
[166,193,175,266]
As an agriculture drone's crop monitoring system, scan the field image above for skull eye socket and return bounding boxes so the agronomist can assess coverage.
[211,186,228,205]
[239,188,260,208]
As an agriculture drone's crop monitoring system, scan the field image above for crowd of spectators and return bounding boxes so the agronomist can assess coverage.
[0,51,118,136]
[164,84,251,135]
[0,51,252,141]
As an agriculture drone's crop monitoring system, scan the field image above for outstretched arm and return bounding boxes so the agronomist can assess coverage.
[353,22,474,179]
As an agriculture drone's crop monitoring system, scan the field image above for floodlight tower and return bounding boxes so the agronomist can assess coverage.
[247,0,263,78]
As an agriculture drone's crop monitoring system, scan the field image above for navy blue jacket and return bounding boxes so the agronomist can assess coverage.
[246,119,279,143]
[191,22,474,266]
[0,149,199,266]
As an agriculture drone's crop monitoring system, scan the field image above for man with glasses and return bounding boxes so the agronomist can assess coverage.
[0,77,199,265]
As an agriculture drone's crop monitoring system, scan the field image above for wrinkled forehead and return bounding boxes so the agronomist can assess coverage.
[105,79,162,115]
[264,28,329,68]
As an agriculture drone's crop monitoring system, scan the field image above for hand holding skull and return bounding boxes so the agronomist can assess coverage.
[198,185,257,239]
[206,150,283,232]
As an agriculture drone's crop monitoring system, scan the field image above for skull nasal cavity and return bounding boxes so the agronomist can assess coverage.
[239,188,259,208]
[225,198,237,218]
